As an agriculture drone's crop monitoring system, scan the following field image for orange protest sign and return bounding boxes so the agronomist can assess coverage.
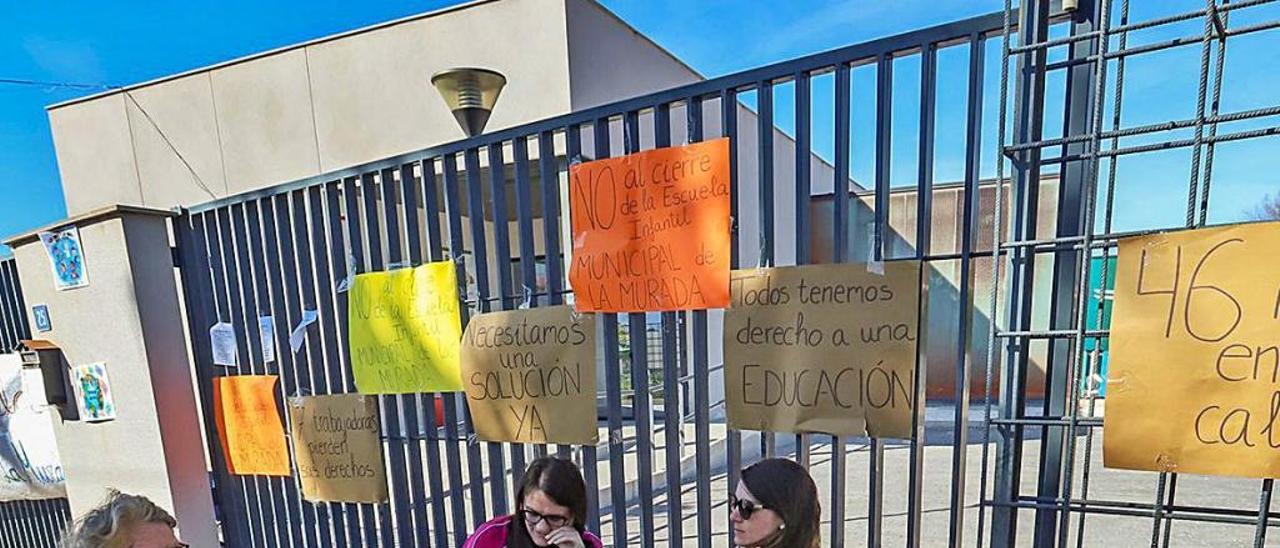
[214,375,291,476]
[568,138,731,312]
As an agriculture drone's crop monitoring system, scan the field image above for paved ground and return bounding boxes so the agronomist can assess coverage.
[424,403,1279,546]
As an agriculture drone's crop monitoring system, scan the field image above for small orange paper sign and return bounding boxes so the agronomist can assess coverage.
[214,375,291,476]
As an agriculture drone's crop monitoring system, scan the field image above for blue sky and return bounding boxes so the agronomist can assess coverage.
[2,0,1278,255]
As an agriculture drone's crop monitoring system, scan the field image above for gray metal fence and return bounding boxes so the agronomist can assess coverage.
[986,0,1280,547]
[0,256,74,548]
[171,1,1280,546]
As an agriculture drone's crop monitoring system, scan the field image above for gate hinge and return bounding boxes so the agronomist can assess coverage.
[171,247,182,268]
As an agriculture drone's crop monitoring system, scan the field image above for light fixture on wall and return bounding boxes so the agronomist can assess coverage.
[431,67,507,137]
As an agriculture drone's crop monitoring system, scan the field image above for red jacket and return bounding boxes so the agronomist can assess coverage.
[463,514,604,548]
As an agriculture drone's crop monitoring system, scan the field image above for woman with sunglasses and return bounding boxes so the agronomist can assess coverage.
[464,456,603,548]
[730,457,821,548]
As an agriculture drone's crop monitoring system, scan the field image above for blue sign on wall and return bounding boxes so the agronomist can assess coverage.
[32,304,51,333]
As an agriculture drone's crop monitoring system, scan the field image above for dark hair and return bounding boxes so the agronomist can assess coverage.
[506,456,589,548]
[740,458,820,548]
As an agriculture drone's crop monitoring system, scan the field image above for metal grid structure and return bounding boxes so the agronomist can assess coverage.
[0,257,31,352]
[167,2,1280,547]
[982,0,1280,547]
[0,256,74,548]
[0,497,71,548]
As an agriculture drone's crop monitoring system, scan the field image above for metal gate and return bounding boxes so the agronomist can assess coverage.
[172,1,1280,546]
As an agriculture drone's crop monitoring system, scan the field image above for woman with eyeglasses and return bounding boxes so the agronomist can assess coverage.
[464,456,603,548]
[730,457,821,548]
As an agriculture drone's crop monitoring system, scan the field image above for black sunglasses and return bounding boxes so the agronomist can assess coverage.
[729,495,769,520]
[520,508,571,529]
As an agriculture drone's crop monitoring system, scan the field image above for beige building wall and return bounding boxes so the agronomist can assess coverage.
[48,0,578,216]
[7,207,218,546]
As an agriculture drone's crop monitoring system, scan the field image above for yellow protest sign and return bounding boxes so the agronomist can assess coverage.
[214,375,291,476]
[348,262,463,394]
[288,394,389,503]
[461,306,597,444]
[1105,221,1280,478]
[724,262,923,438]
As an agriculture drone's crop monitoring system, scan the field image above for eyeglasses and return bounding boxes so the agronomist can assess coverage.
[729,495,769,520]
[520,508,571,528]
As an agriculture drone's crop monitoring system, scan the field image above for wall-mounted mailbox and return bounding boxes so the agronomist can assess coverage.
[18,339,73,419]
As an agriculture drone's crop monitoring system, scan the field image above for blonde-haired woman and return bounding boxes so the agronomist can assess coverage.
[60,490,187,548]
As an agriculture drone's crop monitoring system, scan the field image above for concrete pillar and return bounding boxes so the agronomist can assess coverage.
[5,205,217,546]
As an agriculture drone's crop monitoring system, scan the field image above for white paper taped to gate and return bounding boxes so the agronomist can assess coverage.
[0,354,66,501]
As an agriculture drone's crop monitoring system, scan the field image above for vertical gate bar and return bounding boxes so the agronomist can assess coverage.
[874,53,893,261]
[723,86,743,548]
[417,160,454,548]
[1185,0,1222,227]
[9,260,30,339]
[270,196,328,548]
[1196,0,1231,226]
[830,60,852,548]
[241,201,292,548]
[993,0,1050,544]
[1057,0,1114,545]
[532,135,564,452]
[538,130,565,308]
[1254,480,1273,548]
[563,124,602,533]
[290,189,343,548]
[344,174,383,548]
[949,32,986,548]
[232,203,281,548]
[7,502,25,548]
[326,178,369,548]
[216,205,272,548]
[653,101,685,547]
[978,4,1014,544]
[906,39,938,548]
[793,70,813,468]
[0,260,20,349]
[318,181,369,548]
[395,163,431,548]
[511,135,537,471]
[1034,0,1103,541]
[7,502,28,548]
[622,109,657,547]
[685,94,713,548]
[465,146,510,521]
[0,501,13,546]
[593,116,629,548]
[181,211,254,547]
[484,143,517,518]
[0,262,17,351]
[360,169,397,544]
[869,51,894,548]
[376,167,419,548]
[442,152,487,539]
[757,79,776,459]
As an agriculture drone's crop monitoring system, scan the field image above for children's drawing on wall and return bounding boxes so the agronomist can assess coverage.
[39,226,90,291]
[71,362,116,422]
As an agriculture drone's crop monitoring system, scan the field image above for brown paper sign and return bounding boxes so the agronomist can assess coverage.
[1105,221,1280,478]
[288,394,389,503]
[724,262,923,438]
[461,306,598,444]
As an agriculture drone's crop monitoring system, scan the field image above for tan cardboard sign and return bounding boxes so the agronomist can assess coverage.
[461,306,598,444]
[1105,222,1280,478]
[724,262,923,438]
[288,394,389,503]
